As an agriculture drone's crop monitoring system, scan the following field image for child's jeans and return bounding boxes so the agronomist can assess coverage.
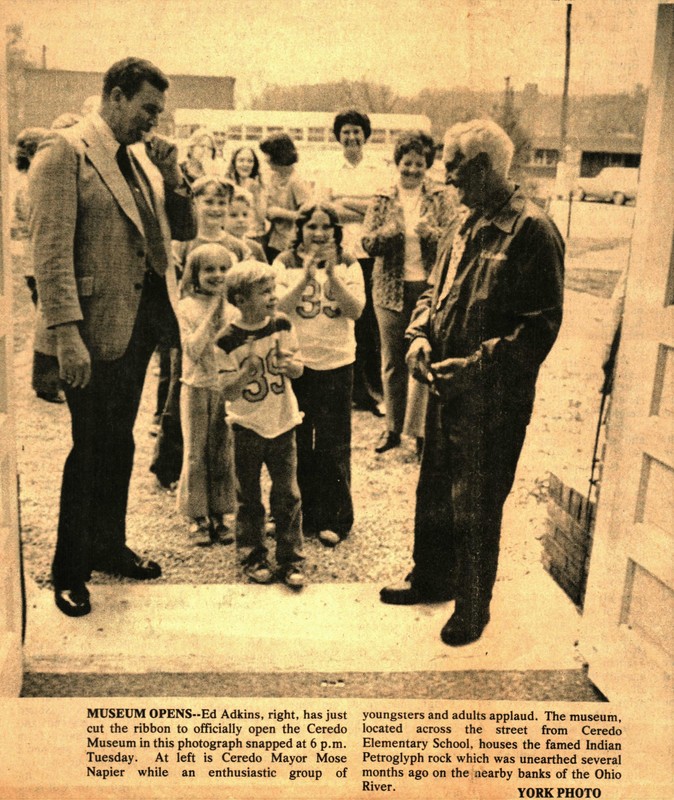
[233,425,303,566]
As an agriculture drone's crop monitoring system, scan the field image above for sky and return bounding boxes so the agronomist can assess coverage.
[4,0,659,105]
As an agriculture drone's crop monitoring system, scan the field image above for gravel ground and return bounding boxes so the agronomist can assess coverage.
[13,241,627,590]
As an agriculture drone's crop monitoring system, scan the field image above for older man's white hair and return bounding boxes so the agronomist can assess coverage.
[443,119,515,178]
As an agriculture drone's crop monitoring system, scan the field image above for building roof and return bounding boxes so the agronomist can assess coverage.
[173,109,431,131]
[531,132,642,155]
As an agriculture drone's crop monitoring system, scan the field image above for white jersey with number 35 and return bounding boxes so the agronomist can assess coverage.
[217,314,303,439]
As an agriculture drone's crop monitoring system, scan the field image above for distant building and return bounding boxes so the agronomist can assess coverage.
[525,133,642,179]
[518,83,644,181]
[10,66,235,142]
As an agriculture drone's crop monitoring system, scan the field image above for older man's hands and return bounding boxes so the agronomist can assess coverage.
[406,337,434,385]
[430,354,482,400]
[407,340,484,400]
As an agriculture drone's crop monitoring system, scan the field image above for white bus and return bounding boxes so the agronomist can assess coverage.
[173,109,432,152]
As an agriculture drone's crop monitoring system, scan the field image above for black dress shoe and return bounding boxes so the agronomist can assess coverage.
[93,551,162,580]
[37,390,66,404]
[380,579,453,606]
[353,399,385,417]
[374,431,401,453]
[210,517,235,546]
[440,610,490,647]
[54,586,91,617]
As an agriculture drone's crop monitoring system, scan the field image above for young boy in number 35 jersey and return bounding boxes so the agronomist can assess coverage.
[217,260,306,589]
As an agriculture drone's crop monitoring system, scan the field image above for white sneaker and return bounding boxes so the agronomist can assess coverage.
[244,560,274,584]
[318,530,341,547]
[281,565,305,590]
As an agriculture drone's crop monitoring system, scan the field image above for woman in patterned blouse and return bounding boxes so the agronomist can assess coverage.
[362,130,456,456]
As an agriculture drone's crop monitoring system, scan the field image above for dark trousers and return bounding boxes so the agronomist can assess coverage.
[352,257,382,407]
[412,393,530,619]
[150,346,183,488]
[154,343,172,420]
[52,272,178,589]
[293,363,354,536]
[233,425,303,566]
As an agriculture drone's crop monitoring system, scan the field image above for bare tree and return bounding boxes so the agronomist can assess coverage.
[250,79,400,114]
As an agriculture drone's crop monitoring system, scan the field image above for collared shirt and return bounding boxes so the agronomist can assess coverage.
[406,189,564,406]
[328,151,390,197]
[89,111,120,159]
[324,151,391,258]
[89,112,161,216]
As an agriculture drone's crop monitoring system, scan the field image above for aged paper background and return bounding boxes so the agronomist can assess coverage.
[1,0,672,798]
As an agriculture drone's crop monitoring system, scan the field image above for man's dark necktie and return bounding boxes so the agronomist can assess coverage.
[116,145,168,275]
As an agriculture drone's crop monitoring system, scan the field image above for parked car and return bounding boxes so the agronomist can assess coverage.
[574,167,639,205]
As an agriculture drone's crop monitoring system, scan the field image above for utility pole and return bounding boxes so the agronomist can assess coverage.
[560,3,571,155]
[41,45,47,70]
[558,2,574,234]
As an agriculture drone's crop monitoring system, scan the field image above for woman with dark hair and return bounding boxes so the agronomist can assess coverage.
[273,202,365,547]
[259,132,310,263]
[180,127,217,184]
[363,130,455,455]
[331,109,372,162]
[225,146,267,241]
[323,109,390,417]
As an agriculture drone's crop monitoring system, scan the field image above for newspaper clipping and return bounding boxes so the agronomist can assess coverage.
[1,1,672,798]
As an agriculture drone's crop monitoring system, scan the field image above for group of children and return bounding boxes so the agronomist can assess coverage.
[172,172,364,590]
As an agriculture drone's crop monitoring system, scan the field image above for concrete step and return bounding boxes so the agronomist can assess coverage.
[21,668,601,700]
[22,569,593,699]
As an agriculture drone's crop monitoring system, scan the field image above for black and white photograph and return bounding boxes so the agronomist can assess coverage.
[0,1,671,798]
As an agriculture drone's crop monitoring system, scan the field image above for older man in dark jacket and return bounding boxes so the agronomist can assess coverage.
[380,119,564,646]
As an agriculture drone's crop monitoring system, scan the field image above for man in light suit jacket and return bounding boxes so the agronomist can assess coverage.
[30,57,197,617]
